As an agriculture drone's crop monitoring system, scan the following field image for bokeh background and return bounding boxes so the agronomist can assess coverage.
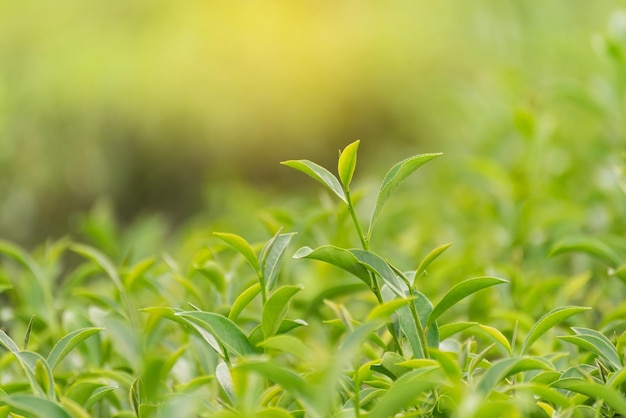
[1,1,625,253]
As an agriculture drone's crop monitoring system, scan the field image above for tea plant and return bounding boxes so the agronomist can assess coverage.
[0,142,625,417]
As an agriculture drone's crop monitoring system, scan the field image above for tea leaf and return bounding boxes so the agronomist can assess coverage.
[216,360,236,405]
[438,322,478,340]
[478,324,512,355]
[70,243,123,293]
[521,306,591,355]
[281,159,347,203]
[368,153,441,235]
[366,297,415,321]
[551,378,626,414]
[476,357,553,395]
[258,334,311,360]
[550,237,621,266]
[350,249,406,296]
[427,276,507,326]
[0,395,72,418]
[176,311,254,358]
[48,327,103,370]
[338,140,360,189]
[293,245,372,287]
[213,232,260,274]
[558,327,622,371]
[415,242,453,279]
[368,369,441,418]
[262,285,303,338]
[261,232,297,292]
[228,282,261,321]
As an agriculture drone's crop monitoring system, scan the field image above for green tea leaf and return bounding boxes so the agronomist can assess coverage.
[0,395,72,418]
[415,242,452,279]
[368,369,441,418]
[337,140,359,189]
[558,327,622,371]
[428,276,507,326]
[350,249,406,296]
[176,311,254,358]
[476,357,553,395]
[228,282,261,321]
[262,285,303,338]
[47,327,103,370]
[0,329,20,354]
[368,153,441,235]
[478,324,512,355]
[215,360,236,405]
[123,257,156,289]
[193,260,226,293]
[550,237,621,266]
[280,159,347,203]
[293,245,371,287]
[551,378,626,414]
[366,297,415,321]
[504,383,571,409]
[438,322,477,340]
[261,232,296,292]
[70,243,123,293]
[521,306,591,355]
[258,334,311,360]
[213,232,260,274]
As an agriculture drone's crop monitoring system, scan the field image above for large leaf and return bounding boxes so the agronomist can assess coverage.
[280,159,347,203]
[558,327,622,371]
[293,246,371,286]
[213,232,260,274]
[0,395,71,418]
[427,276,507,326]
[47,327,103,370]
[262,285,303,338]
[368,153,441,235]
[476,357,553,395]
[175,311,254,358]
[260,232,296,291]
[549,237,621,266]
[520,306,591,355]
[337,140,359,189]
[551,378,626,414]
[350,249,406,296]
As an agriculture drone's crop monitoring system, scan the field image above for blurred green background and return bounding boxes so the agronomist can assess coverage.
[1,1,625,247]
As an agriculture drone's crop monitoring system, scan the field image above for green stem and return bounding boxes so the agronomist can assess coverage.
[408,289,430,359]
[345,190,369,250]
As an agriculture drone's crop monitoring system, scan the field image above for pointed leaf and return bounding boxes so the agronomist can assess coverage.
[476,357,553,395]
[216,360,236,405]
[280,159,347,203]
[261,232,296,291]
[550,237,621,266]
[368,369,441,418]
[415,242,452,279]
[47,327,103,370]
[70,244,123,293]
[558,327,622,371]
[293,246,371,286]
[228,282,261,321]
[258,334,311,360]
[213,232,260,274]
[438,322,478,340]
[478,324,512,355]
[427,276,507,326]
[366,297,415,321]
[0,395,72,418]
[262,285,303,338]
[350,249,406,296]
[369,153,441,233]
[176,311,254,358]
[551,378,626,414]
[521,306,591,355]
[338,140,360,189]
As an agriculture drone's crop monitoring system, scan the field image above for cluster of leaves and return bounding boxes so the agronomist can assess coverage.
[1,141,626,417]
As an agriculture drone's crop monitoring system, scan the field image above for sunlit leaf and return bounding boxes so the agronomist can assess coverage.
[47,327,103,370]
[338,140,360,189]
[281,159,347,203]
[213,232,260,274]
[262,285,303,338]
[415,242,452,279]
[293,245,371,286]
[476,357,553,395]
[521,306,591,355]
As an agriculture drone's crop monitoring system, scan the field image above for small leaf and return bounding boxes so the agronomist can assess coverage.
[427,276,507,327]
[216,360,236,405]
[70,243,123,293]
[258,334,311,360]
[478,324,512,355]
[176,311,254,358]
[213,232,260,274]
[551,378,626,414]
[366,297,415,321]
[550,237,621,266]
[262,285,303,338]
[228,282,261,321]
[558,327,622,371]
[0,329,21,354]
[368,153,441,235]
[47,327,103,370]
[521,306,591,355]
[261,232,296,291]
[193,260,226,293]
[280,159,347,203]
[293,246,371,287]
[338,140,360,189]
[123,257,156,289]
[415,242,452,279]
[476,357,553,395]
[368,369,441,418]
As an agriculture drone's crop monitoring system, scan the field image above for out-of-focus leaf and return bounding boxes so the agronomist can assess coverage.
[47,327,103,370]
[281,159,347,203]
[521,306,590,355]
[368,369,441,418]
[216,360,236,405]
[476,357,553,395]
[551,378,626,414]
[0,395,72,418]
[558,327,622,371]
[262,285,303,338]
[228,282,261,321]
[550,237,621,266]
